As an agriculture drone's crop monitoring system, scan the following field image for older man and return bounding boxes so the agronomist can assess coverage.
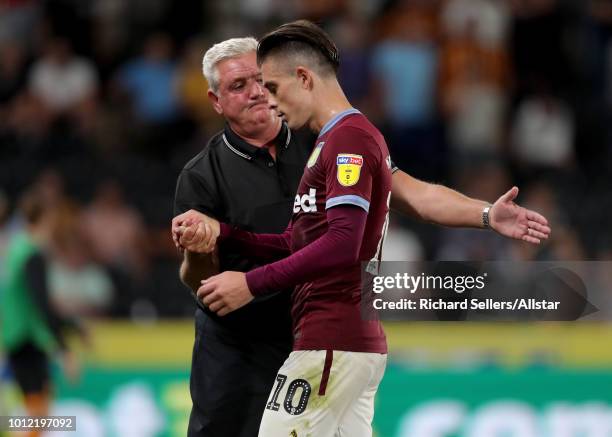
[174,36,549,437]
[174,37,318,437]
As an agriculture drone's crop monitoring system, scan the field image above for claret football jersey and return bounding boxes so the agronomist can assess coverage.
[290,109,392,353]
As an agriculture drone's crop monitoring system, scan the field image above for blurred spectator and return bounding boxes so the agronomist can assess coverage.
[175,38,223,135]
[28,37,98,117]
[442,0,510,48]
[371,1,443,180]
[115,33,178,124]
[81,180,149,278]
[114,32,186,158]
[48,201,114,316]
[439,0,511,157]
[371,2,438,128]
[332,15,373,110]
[511,89,575,168]
[90,0,130,82]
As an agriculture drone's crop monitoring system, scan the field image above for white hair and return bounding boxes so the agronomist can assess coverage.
[202,37,258,93]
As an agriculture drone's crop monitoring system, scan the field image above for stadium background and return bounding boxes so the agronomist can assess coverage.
[1,0,612,435]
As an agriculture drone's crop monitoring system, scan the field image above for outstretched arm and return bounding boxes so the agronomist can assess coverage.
[390,171,550,243]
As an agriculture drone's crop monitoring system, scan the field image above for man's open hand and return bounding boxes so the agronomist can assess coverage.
[490,186,551,244]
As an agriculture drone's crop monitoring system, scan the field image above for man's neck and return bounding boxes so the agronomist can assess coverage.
[310,81,353,134]
[230,116,282,148]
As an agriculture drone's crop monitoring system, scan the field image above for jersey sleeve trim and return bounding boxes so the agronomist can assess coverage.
[325,195,370,212]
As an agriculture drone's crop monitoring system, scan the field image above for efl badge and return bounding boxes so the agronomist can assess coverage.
[336,154,363,186]
[307,142,324,168]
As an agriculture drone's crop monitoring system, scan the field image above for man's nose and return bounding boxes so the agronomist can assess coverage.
[250,81,266,99]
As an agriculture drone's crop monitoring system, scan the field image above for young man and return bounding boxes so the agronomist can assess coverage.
[187,22,392,436]
[177,21,550,436]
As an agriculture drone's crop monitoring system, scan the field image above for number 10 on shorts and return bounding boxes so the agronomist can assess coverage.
[266,374,312,415]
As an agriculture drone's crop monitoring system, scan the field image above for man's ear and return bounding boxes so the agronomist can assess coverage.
[296,66,313,90]
[208,89,223,115]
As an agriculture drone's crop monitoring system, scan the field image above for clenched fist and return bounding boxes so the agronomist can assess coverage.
[172,209,221,253]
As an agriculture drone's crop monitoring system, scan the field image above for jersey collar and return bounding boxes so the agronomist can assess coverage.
[318,108,361,139]
[223,121,291,161]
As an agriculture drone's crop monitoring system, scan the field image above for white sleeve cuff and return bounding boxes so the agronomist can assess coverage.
[325,195,370,212]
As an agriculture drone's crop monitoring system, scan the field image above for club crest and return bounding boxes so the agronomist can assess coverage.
[307,142,324,168]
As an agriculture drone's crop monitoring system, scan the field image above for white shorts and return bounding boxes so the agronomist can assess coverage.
[258,350,387,437]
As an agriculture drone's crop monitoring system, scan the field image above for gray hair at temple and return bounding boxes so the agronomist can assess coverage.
[202,37,258,93]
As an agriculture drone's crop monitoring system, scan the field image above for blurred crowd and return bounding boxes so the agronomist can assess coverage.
[1,0,611,319]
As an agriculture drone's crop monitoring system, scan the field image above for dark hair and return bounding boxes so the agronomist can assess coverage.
[257,20,339,75]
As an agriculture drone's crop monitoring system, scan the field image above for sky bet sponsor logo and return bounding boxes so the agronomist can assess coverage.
[336,155,363,166]
[294,188,317,213]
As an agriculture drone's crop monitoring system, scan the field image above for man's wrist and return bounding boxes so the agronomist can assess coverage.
[185,249,212,261]
[482,205,492,229]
